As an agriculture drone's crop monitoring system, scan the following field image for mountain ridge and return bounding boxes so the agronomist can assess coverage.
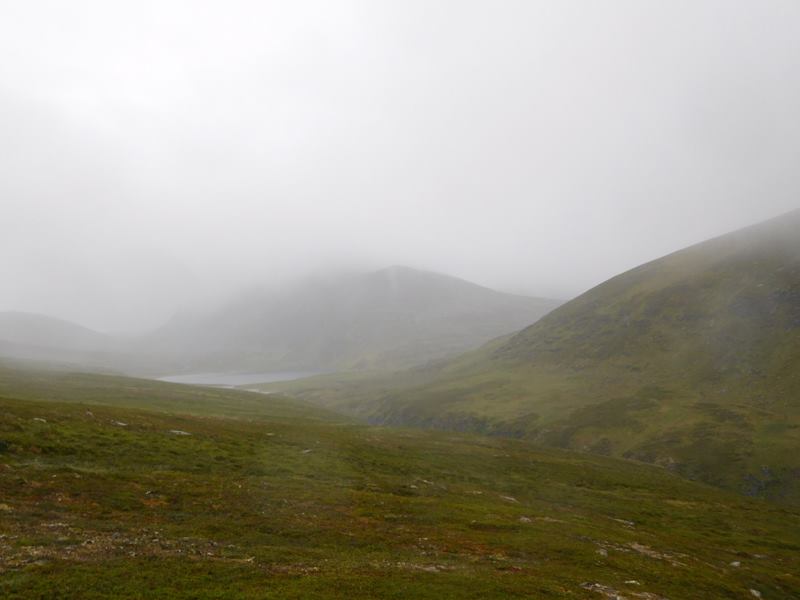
[0,267,561,375]
[145,265,560,373]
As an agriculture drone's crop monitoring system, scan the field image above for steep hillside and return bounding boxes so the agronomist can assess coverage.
[149,266,559,372]
[273,211,800,502]
[1,362,798,598]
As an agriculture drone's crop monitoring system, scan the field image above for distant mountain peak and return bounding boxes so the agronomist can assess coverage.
[146,267,561,372]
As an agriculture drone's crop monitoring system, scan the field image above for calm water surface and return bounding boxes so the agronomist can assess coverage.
[157,371,318,387]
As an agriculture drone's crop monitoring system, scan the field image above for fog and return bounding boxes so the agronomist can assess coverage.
[2,1,799,332]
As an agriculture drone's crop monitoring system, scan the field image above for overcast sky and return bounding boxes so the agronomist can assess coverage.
[2,1,799,332]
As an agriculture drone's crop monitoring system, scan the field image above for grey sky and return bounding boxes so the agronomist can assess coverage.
[2,1,799,332]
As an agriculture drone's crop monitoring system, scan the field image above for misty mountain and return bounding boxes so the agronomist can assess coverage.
[286,211,800,502]
[147,266,560,373]
[0,311,154,372]
[0,311,109,351]
[0,311,111,364]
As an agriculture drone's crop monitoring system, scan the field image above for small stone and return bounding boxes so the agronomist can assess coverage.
[749,590,762,599]
[169,430,191,436]
[612,517,636,527]
[519,516,532,523]
[730,561,741,567]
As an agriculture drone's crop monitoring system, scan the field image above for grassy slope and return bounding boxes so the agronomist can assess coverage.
[1,366,799,598]
[258,211,800,503]
[0,363,342,423]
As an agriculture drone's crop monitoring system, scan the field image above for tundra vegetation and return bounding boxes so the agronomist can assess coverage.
[1,364,799,598]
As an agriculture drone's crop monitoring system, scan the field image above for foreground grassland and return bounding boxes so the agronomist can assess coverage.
[0,367,799,598]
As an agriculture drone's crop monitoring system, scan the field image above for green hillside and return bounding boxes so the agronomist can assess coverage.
[264,211,800,503]
[2,363,799,598]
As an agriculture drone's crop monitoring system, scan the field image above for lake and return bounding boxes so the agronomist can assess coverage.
[157,371,318,387]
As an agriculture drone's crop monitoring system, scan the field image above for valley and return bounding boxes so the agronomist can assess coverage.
[3,4,798,597]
